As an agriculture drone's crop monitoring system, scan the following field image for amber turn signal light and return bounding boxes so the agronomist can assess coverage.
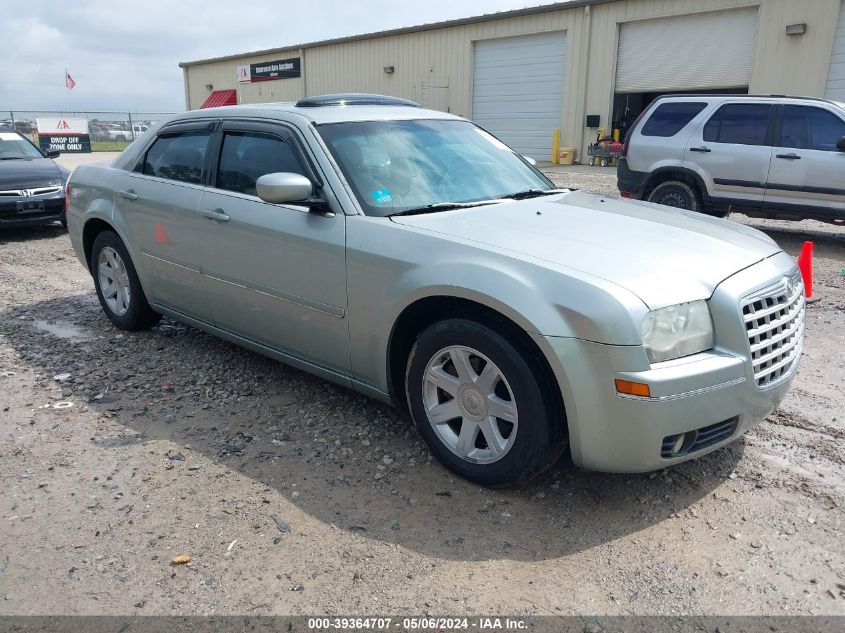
[615,379,651,398]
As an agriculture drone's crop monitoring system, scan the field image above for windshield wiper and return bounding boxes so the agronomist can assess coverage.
[499,188,569,200]
[388,199,506,217]
[0,156,26,160]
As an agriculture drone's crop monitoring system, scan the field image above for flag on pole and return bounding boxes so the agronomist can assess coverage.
[65,71,76,90]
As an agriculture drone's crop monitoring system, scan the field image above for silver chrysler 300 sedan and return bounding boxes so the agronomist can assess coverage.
[66,94,805,486]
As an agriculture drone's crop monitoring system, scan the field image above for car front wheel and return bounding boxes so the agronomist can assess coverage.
[405,318,566,487]
[91,231,161,331]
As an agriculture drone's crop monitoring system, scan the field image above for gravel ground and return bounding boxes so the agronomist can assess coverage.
[0,159,842,616]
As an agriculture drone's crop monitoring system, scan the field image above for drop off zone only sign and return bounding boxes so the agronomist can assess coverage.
[36,118,92,153]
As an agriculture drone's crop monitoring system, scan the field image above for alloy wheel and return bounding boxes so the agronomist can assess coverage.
[97,246,131,316]
[421,345,518,464]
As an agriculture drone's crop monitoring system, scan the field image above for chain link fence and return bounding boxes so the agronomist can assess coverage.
[2,110,178,152]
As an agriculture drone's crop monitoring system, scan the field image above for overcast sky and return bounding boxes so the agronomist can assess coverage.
[1,0,562,114]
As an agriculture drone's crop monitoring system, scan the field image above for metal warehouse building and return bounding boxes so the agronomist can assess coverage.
[180,0,845,160]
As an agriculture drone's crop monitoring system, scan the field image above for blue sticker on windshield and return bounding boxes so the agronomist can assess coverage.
[371,188,393,205]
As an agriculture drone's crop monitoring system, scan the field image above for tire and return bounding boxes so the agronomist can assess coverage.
[405,318,566,487]
[90,231,161,331]
[600,158,609,167]
[647,180,700,212]
[588,157,595,166]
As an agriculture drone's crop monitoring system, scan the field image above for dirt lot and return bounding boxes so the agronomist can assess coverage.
[0,159,843,616]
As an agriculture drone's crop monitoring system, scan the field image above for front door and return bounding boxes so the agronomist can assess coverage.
[764,104,845,220]
[197,121,350,375]
[684,101,775,207]
[114,122,215,319]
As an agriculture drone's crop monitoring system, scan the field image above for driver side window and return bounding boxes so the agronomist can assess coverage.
[216,131,305,196]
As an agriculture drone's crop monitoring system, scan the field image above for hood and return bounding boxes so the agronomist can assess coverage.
[391,190,782,309]
[0,158,66,190]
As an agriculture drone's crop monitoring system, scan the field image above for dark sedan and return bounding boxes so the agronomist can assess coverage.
[0,128,70,228]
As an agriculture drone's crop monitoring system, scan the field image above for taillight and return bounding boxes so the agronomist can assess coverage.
[65,182,71,214]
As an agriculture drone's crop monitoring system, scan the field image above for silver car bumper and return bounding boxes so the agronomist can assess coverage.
[536,251,803,473]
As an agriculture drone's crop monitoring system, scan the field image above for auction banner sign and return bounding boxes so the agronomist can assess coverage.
[36,117,92,153]
[237,58,301,83]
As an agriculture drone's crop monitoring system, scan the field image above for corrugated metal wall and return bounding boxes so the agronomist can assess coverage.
[183,0,842,158]
[825,0,845,100]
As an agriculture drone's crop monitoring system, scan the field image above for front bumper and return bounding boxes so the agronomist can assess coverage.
[0,194,65,226]
[536,251,802,472]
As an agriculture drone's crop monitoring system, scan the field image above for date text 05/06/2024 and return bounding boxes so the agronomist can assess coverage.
[307,617,527,630]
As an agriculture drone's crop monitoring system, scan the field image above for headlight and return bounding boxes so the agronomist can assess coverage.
[642,300,714,363]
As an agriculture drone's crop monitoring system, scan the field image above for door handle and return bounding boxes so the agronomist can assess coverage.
[689,146,711,153]
[200,208,230,222]
[776,153,801,160]
[118,190,138,200]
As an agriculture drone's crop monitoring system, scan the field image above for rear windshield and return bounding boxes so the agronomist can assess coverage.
[640,102,707,137]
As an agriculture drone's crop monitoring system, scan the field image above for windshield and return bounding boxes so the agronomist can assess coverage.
[0,131,45,160]
[317,119,554,217]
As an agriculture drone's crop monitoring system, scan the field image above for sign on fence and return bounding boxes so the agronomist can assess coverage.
[36,117,91,153]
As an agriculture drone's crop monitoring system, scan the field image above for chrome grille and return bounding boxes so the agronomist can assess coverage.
[742,271,805,389]
[0,186,63,197]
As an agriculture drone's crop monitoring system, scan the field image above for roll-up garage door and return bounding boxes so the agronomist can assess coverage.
[472,31,567,158]
[615,8,759,93]
[826,1,845,101]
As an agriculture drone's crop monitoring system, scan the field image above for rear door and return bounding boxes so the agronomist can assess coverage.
[683,101,775,207]
[197,120,350,375]
[113,121,215,319]
[764,104,845,219]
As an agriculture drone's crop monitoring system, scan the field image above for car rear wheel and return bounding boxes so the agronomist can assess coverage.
[91,231,161,331]
[647,180,700,212]
[405,318,565,487]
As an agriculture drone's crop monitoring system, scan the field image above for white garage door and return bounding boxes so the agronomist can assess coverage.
[472,31,567,158]
[616,8,759,93]
[826,1,845,101]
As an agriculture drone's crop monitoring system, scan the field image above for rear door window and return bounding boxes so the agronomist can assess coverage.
[215,131,305,196]
[640,102,707,137]
[779,105,845,151]
[142,131,211,184]
[703,103,773,146]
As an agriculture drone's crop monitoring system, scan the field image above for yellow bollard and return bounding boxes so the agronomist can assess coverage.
[552,128,560,165]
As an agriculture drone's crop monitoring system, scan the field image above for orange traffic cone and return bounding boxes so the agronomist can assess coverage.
[797,241,814,300]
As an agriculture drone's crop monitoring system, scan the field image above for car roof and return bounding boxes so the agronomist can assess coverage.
[170,102,463,125]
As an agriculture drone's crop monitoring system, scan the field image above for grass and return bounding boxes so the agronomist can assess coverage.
[91,141,130,152]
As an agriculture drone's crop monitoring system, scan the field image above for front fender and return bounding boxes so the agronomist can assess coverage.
[346,217,647,393]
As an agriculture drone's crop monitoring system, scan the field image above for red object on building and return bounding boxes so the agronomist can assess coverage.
[200,90,238,109]
[797,241,814,299]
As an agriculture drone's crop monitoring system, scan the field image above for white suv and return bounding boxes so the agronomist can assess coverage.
[617,95,845,224]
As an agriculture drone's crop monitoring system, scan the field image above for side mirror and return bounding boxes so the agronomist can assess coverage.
[522,155,537,166]
[837,137,845,152]
[45,149,60,158]
[256,172,313,204]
